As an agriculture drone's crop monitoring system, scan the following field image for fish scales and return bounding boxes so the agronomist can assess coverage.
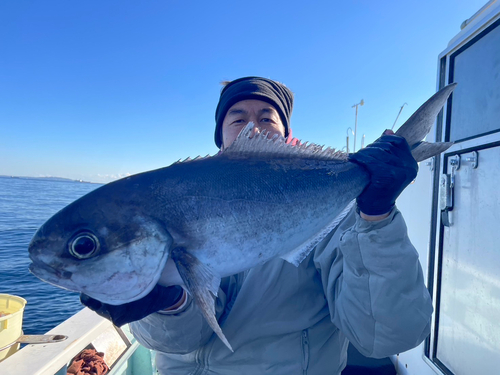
[146,155,370,275]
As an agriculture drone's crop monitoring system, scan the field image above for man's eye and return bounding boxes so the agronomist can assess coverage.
[231,119,245,125]
[261,118,271,123]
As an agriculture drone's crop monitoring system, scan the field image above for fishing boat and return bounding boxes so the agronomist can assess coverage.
[1,1,499,374]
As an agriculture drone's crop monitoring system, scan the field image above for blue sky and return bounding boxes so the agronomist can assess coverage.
[0,0,488,183]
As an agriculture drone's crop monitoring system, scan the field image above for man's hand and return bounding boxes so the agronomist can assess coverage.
[80,284,185,327]
[349,130,418,216]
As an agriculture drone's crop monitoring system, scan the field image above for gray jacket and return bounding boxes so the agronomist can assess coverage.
[130,208,433,375]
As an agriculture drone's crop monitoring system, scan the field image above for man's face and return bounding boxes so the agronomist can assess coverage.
[221,99,286,150]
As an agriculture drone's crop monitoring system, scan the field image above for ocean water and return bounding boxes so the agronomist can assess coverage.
[0,176,101,334]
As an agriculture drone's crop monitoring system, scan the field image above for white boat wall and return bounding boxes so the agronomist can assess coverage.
[395,1,500,374]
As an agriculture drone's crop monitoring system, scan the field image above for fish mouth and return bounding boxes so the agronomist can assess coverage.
[29,261,78,292]
[29,255,164,306]
[28,261,154,304]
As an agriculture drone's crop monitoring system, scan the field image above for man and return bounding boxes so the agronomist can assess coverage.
[82,76,433,374]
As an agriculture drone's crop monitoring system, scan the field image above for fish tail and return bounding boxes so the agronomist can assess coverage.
[395,83,457,161]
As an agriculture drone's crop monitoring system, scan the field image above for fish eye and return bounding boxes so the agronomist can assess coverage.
[69,232,100,259]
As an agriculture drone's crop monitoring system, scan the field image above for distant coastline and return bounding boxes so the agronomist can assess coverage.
[0,175,100,185]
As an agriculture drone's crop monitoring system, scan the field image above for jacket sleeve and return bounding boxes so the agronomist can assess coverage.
[129,277,233,354]
[314,206,433,358]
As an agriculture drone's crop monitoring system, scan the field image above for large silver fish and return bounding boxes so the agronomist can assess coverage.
[28,84,456,351]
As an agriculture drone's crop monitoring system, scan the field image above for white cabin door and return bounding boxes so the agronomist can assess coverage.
[431,16,500,375]
[435,144,500,375]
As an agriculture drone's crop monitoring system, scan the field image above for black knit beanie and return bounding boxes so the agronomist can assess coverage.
[214,76,294,148]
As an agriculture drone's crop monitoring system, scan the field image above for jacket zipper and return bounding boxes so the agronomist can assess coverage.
[192,328,219,375]
[301,329,310,374]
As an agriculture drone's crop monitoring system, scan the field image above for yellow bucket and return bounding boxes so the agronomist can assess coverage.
[0,294,27,362]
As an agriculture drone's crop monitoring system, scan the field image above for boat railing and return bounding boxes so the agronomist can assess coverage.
[0,307,156,375]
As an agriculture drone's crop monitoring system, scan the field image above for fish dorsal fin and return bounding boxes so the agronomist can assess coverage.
[173,154,211,165]
[223,122,348,161]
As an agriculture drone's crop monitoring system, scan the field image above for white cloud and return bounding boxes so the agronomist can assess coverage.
[94,172,132,183]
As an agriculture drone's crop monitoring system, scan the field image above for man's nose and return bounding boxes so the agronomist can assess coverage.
[246,116,261,138]
[248,114,260,125]
[247,122,261,139]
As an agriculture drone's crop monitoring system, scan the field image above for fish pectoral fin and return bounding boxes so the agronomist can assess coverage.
[170,247,233,352]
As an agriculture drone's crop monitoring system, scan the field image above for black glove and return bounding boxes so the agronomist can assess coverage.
[80,284,185,327]
[349,132,418,216]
